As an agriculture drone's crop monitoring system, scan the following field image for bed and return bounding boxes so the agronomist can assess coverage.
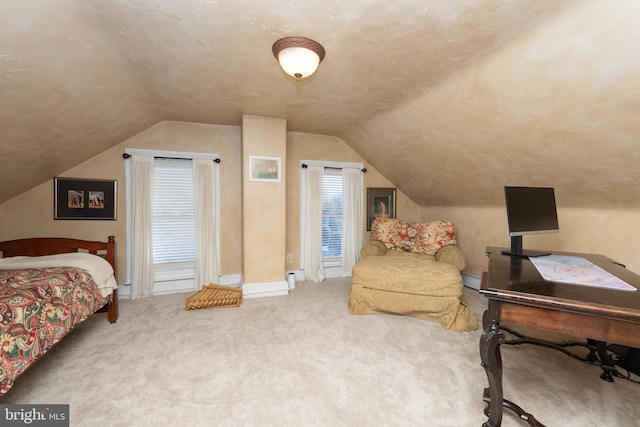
[0,236,118,395]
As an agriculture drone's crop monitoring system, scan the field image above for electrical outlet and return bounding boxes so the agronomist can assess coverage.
[286,254,293,264]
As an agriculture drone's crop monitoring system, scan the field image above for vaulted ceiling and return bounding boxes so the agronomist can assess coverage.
[1,1,638,208]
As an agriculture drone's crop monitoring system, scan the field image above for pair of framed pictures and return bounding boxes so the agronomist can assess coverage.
[54,178,117,220]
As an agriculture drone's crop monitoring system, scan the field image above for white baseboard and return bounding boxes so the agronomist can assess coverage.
[284,267,350,282]
[153,280,194,295]
[118,271,471,298]
[117,285,131,299]
[462,272,481,290]
[286,269,480,290]
[219,274,242,287]
[117,273,244,299]
[242,280,289,299]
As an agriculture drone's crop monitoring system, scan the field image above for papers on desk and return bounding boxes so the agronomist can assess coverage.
[530,255,637,292]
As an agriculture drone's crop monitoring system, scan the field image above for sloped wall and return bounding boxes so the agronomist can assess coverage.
[421,206,640,278]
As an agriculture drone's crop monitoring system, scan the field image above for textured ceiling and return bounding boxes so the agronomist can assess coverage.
[1,0,638,207]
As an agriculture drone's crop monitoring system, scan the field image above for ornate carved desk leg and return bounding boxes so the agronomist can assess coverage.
[479,303,546,427]
[480,305,504,427]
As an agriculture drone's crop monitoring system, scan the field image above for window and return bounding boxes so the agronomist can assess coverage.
[152,158,197,266]
[300,159,363,278]
[125,149,220,297]
[322,169,342,259]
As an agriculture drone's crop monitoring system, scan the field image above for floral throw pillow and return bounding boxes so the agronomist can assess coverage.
[371,217,457,255]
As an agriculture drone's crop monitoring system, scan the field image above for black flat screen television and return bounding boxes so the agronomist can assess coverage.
[502,186,559,257]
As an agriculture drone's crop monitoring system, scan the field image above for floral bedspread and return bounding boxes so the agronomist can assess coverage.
[0,267,109,395]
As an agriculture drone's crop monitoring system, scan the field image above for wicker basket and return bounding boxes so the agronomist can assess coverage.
[185,284,243,310]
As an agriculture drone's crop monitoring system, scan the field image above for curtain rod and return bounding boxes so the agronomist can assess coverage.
[122,153,221,163]
[301,163,366,172]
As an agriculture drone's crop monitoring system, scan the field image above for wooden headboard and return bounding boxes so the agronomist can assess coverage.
[0,236,117,273]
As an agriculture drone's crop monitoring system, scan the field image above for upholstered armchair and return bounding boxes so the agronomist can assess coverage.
[349,217,477,331]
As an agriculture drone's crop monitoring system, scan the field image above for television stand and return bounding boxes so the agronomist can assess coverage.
[500,236,551,257]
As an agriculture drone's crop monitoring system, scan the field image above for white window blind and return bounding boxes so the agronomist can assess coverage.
[152,158,197,264]
[322,169,342,259]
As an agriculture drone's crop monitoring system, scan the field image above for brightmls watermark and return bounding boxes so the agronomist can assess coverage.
[0,405,69,426]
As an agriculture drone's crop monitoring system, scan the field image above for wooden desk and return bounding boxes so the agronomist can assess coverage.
[479,247,640,427]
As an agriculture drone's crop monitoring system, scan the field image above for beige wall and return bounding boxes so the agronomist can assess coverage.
[421,206,640,278]
[241,115,287,284]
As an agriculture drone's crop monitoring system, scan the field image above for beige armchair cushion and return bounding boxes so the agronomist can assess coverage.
[353,251,461,297]
[435,244,467,271]
[350,251,477,331]
[360,240,388,258]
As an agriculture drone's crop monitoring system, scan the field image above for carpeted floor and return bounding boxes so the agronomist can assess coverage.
[2,278,639,426]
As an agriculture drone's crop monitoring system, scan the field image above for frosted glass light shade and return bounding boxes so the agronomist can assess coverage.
[272,37,325,81]
[277,47,321,80]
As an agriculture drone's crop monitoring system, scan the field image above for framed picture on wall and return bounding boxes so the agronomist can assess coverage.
[54,177,117,220]
[249,156,281,182]
[366,187,397,231]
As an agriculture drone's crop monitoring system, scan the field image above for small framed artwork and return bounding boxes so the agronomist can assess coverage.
[366,187,397,231]
[249,156,281,182]
[54,178,117,220]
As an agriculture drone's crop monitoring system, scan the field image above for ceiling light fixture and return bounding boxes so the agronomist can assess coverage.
[272,36,325,81]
